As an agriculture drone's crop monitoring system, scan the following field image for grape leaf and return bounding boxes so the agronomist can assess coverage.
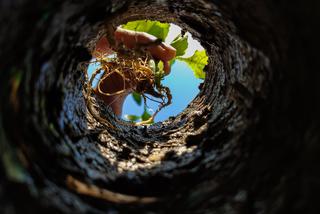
[170,33,188,57]
[132,92,142,106]
[177,50,208,79]
[122,20,170,41]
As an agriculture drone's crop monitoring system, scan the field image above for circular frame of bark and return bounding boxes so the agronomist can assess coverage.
[0,0,273,213]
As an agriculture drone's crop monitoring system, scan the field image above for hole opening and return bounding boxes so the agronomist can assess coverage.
[86,20,209,125]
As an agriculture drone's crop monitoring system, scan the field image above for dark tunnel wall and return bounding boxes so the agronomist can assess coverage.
[1,0,320,213]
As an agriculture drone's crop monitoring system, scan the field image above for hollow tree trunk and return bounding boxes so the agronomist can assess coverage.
[1,0,320,213]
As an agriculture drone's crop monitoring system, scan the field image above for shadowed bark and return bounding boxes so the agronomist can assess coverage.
[1,0,320,213]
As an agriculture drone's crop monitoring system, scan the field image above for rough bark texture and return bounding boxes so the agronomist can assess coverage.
[0,0,319,213]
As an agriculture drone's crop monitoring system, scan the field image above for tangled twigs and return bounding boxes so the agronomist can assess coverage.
[84,45,172,126]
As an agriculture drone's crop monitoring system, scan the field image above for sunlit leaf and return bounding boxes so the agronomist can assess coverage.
[149,59,156,73]
[169,59,176,66]
[141,109,153,123]
[157,60,164,72]
[125,114,141,122]
[155,61,164,86]
[177,50,208,79]
[132,92,142,106]
[170,33,188,57]
[122,20,170,41]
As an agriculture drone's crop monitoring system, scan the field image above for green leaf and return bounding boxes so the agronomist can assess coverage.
[122,20,170,41]
[169,59,176,66]
[177,50,208,79]
[125,114,141,122]
[155,61,164,86]
[141,109,153,123]
[132,92,142,106]
[157,60,164,72]
[170,33,188,57]
[149,59,156,73]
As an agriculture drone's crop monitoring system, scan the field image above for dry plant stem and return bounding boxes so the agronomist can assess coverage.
[85,67,116,129]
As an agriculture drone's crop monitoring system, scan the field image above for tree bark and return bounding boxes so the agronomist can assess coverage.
[0,0,319,213]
